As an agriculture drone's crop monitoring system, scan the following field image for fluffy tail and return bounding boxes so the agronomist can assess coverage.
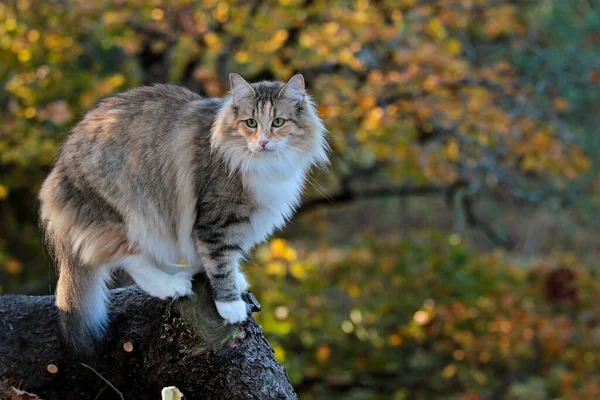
[55,253,110,354]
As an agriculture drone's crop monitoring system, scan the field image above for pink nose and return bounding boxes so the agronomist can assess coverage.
[259,140,269,148]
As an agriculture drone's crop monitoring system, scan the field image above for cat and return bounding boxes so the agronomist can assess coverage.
[39,73,329,351]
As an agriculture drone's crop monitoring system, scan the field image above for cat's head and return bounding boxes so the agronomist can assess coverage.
[212,73,329,175]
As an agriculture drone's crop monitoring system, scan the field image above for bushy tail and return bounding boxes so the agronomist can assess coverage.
[55,253,110,354]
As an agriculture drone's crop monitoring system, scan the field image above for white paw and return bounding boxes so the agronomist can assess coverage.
[169,272,194,299]
[215,299,247,324]
[147,272,193,300]
[236,271,250,294]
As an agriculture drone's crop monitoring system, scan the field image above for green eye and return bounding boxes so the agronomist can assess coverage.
[272,118,285,127]
[245,119,257,128]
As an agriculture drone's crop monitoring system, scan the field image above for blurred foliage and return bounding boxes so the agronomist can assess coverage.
[249,235,600,399]
[510,0,600,219]
[0,0,599,397]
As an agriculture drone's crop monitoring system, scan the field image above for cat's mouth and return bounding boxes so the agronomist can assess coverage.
[252,147,275,154]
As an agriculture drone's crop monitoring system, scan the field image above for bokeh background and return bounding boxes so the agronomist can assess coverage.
[1,0,600,398]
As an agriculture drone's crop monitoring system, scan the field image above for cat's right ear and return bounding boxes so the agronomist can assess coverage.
[229,73,255,104]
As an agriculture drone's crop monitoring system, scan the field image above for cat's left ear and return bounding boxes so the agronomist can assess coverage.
[278,74,305,103]
[230,73,255,104]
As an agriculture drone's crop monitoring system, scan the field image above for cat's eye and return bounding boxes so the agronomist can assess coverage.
[245,119,257,128]
[272,118,285,128]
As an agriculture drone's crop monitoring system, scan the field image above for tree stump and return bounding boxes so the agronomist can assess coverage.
[0,274,296,399]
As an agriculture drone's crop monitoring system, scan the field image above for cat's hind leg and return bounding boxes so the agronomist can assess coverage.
[121,254,193,299]
[236,268,250,294]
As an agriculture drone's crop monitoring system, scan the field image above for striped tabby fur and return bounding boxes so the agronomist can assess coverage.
[39,74,328,351]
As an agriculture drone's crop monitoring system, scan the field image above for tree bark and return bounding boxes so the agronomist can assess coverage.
[0,274,296,400]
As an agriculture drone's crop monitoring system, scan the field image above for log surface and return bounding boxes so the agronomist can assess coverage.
[0,275,296,400]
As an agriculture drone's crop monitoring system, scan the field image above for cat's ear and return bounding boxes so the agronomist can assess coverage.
[278,74,305,103]
[229,73,255,104]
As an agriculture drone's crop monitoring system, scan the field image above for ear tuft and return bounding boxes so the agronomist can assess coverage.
[278,74,305,102]
[229,73,255,104]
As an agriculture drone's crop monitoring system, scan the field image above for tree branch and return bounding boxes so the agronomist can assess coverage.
[298,185,450,214]
[299,182,517,250]
[462,195,515,249]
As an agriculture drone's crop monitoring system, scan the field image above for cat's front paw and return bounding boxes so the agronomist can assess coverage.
[215,299,248,324]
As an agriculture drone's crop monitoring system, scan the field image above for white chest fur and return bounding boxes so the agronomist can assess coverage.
[243,169,305,248]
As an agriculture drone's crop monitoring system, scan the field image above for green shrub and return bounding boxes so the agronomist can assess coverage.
[248,235,600,399]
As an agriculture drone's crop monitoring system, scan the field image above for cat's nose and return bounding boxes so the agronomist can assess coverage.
[259,140,270,148]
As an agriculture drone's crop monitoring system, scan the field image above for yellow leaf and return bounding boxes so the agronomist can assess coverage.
[266,261,286,276]
[299,33,315,47]
[359,95,376,109]
[272,29,289,44]
[553,97,570,111]
[348,284,361,298]
[272,343,286,363]
[151,8,164,21]
[427,18,447,41]
[442,364,457,379]
[204,32,221,51]
[18,49,31,63]
[270,238,288,259]
[27,30,40,42]
[235,51,250,64]
[24,107,36,119]
[446,139,459,161]
[389,333,403,347]
[212,2,229,22]
[5,18,17,31]
[323,22,340,36]
[290,263,306,279]
[445,38,462,55]
[107,74,125,88]
[284,247,297,261]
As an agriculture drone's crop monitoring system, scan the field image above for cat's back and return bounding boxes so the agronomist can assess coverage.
[41,85,225,264]
[71,84,208,143]
[51,84,224,228]
[58,84,222,177]
[109,83,200,106]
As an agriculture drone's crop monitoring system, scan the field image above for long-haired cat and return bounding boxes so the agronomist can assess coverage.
[39,73,328,351]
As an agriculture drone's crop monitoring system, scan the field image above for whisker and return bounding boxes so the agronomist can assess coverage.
[274,143,334,204]
[306,178,336,204]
